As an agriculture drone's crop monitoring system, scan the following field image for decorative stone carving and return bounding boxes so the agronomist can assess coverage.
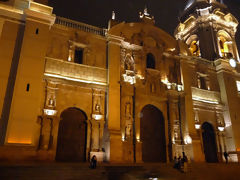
[125,102,131,117]
[125,124,132,138]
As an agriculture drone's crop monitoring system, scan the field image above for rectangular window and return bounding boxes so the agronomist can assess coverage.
[200,77,207,90]
[74,48,83,64]
[236,81,240,93]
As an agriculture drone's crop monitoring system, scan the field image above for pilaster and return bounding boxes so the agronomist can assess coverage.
[107,34,123,162]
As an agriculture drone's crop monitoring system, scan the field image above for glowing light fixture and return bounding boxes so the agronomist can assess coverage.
[122,135,125,142]
[195,123,201,129]
[229,58,237,68]
[92,114,103,120]
[122,74,136,84]
[184,135,192,144]
[218,126,225,132]
[136,136,140,142]
[44,109,57,116]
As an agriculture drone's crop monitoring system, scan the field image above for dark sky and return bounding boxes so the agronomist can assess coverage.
[49,0,240,50]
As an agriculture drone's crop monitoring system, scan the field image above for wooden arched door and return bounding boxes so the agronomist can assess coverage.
[140,105,166,162]
[202,122,218,163]
[56,108,87,162]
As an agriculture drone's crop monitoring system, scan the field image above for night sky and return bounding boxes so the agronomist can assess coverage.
[49,0,240,50]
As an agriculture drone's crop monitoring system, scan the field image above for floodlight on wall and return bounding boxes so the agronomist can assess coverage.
[177,85,182,91]
[44,109,57,116]
[195,123,201,130]
[92,114,103,120]
[184,135,192,144]
[218,126,225,132]
[167,83,172,90]
[229,58,237,68]
[122,135,125,142]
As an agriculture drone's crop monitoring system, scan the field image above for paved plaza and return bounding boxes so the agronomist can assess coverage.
[0,162,240,180]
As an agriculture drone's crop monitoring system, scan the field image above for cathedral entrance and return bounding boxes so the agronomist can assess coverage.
[56,108,87,162]
[140,105,166,162]
[202,122,218,163]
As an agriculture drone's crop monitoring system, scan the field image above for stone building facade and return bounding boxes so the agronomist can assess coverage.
[0,0,239,163]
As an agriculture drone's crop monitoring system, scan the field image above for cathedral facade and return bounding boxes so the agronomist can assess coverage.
[0,0,240,163]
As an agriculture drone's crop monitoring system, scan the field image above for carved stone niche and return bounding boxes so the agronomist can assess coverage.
[45,81,58,109]
[92,90,104,121]
[125,102,132,118]
[125,55,134,71]
[216,112,225,127]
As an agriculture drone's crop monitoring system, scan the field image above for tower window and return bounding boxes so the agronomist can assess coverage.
[189,40,200,56]
[146,53,155,69]
[218,31,234,58]
[36,28,39,35]
[198,76,207,90]
[74,48,83,64]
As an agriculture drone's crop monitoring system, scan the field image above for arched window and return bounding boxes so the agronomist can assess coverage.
[146,53,155,69]
[217,30,234,58]
[186,35,200,56]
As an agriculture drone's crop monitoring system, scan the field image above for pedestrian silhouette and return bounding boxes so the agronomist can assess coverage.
[90,155,97,169]
[224,151,229,164]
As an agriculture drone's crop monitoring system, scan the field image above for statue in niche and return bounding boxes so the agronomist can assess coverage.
[125,103,131,117]
[47,96,55,107]
[217,113,224,126]
[95,103,100,113]
[125,124,132,137]
[124,55,134,71]
[150,83,156,93]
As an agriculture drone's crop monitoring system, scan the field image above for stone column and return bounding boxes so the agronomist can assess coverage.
[91,120,100,151]
[167,92,178,160]
[180,59,205,162]
[99,120,105,151]
[107,34,124,162]
[216,131,223,162]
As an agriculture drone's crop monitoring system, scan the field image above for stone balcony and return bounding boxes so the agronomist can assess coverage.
[191,87,221,104]
[44,57,107,86]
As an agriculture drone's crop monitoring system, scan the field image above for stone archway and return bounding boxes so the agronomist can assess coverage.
[56,107,87,162]
[140,105,166,162]
[202,122,218,163]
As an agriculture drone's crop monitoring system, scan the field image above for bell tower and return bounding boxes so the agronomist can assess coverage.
[175,0,239,61]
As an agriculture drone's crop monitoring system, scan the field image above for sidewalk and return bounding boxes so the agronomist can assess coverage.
[0,162,239,180]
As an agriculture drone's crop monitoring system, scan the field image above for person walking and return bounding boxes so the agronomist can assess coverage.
[90,155,97,169]
[173,156,178,169]
[182,152,188,173]
[224,151,229,164]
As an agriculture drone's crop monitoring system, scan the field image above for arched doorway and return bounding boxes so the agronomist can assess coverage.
[56,107,87,162]
[140,105,166,162]
[202,122,218,163]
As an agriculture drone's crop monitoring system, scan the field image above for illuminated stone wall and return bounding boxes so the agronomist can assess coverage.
[0,0,240,163]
